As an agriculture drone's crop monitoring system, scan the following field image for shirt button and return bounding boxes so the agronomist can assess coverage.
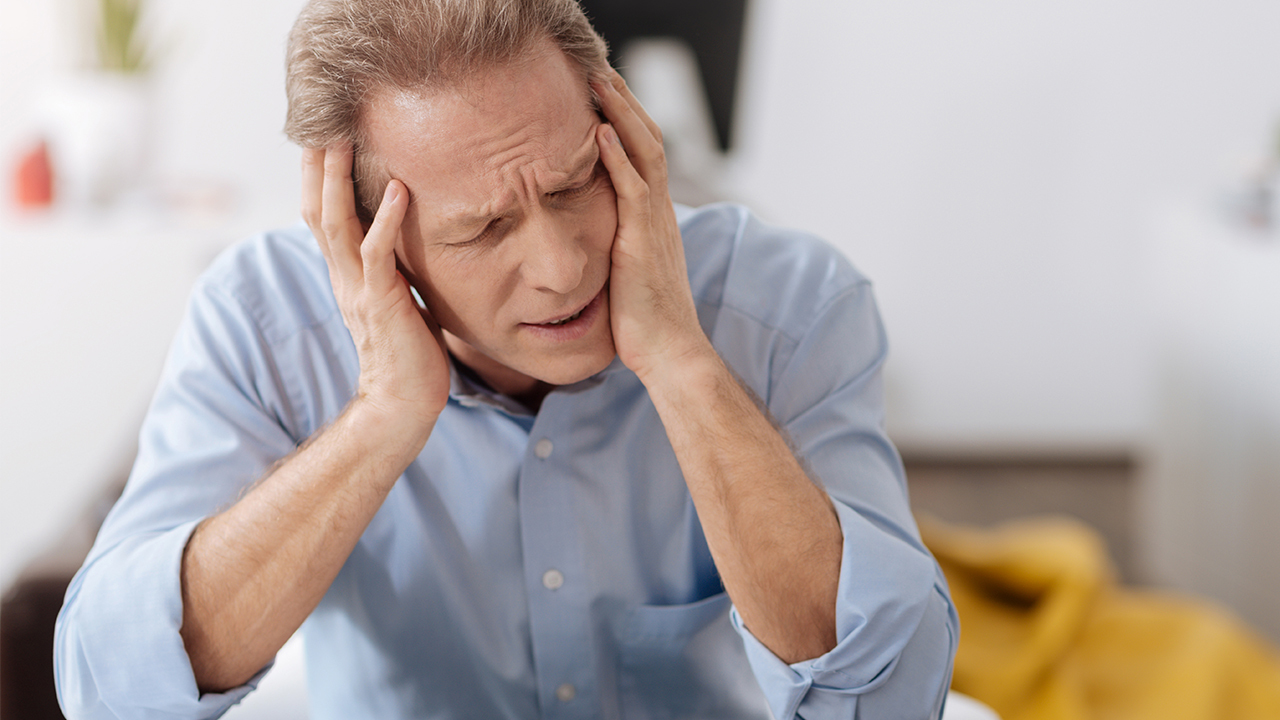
[542,568,565,590]
[556,683,576,702]
[534,438,554,459]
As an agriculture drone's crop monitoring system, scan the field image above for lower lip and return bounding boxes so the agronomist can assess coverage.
[521,289,605,342]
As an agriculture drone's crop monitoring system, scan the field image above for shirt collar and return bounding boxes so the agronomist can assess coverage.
[447,354,628,415]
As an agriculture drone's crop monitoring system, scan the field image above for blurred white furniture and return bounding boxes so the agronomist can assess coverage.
[0,203,291,588]
[1140,206,1280,641]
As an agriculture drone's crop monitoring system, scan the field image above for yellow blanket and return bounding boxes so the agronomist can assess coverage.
[919,516,1280,720]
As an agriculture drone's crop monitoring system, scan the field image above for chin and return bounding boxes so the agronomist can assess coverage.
[529,345,618,386]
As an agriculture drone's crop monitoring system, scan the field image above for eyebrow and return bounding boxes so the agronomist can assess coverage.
[435,148,601,235]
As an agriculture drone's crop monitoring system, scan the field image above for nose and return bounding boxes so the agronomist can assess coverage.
[518,210,587,295]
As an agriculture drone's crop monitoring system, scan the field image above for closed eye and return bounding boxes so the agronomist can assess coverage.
[454,216,506,247]
[552,177,596,200]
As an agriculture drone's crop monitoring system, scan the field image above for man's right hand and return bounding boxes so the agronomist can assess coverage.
[180,149,450,693]
[302,145,450,449]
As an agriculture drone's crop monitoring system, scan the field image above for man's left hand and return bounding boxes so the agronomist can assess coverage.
[595,71,713,385]
[595,71,842,665]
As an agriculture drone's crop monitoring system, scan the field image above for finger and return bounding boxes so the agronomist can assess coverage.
[301,148,329,257]
[604,68,661,143]
[320,144,364,281]
[594,77,668,188]
[597,123,651,231]
[361,179,408,295]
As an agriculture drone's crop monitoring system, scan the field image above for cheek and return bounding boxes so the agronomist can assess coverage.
[421,274,498,350]
[400,250,472,335]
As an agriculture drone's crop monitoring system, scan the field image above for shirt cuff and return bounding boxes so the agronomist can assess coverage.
[730,500,944,720]
[56,519,270,719]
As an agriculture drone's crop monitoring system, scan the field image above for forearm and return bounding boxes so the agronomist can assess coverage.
[641,346,843,664]
[180,399,430,692]
[596,68,841,664]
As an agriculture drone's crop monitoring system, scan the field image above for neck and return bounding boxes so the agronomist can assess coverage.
[445,332,554,412]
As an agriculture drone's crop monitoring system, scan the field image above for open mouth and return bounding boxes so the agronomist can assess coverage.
[521,286,606,340]
[526,283,604,328]
[541,307,586,326]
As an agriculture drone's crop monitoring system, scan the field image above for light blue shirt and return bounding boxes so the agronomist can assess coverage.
[55,203,957,719]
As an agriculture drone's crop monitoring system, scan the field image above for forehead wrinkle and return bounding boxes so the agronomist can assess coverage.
[379,54,602,237]
[409,130,532,234]
[433,187,517,231]
[519,126,601,192]
[438,124,599,230]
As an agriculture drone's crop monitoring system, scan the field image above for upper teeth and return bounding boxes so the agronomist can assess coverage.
[546,309,583,326]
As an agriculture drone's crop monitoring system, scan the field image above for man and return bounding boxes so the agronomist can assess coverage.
[55,0,957,717]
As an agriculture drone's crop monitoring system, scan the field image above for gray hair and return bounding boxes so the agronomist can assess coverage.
[284,0,610,220]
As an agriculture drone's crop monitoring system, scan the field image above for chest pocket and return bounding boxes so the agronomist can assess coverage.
[617,593,771,720]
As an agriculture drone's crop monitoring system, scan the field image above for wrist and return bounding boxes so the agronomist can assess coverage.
[344,392,438,464]
[634,339,724,398]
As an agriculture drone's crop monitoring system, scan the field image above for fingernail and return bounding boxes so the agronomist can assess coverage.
[384,182,399,204]
[603,125,618,146]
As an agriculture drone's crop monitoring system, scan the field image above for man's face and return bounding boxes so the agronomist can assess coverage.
[363,44,618,397]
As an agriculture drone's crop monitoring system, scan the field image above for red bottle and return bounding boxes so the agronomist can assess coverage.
[14,140,54,208]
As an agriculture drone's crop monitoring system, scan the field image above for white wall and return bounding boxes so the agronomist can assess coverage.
[3,0,1280,596]
[721,0,1280,452]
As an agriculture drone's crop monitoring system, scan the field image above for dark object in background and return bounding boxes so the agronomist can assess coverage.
[0,464,129,720]
[906,452,1137,581]
[1,578,71,719]
[580,0,749,152]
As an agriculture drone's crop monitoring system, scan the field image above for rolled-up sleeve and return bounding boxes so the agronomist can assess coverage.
[54,265,306,719]
[732,504,956,719]
[726,268,958,719]
[54,521,270,719]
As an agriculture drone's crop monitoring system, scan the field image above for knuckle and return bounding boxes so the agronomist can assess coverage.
[324,165,351,186]
[322,155,351,182]
[301,202,320,230]
[319,218,345,241]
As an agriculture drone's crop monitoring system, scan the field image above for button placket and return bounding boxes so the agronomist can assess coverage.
[520,409,595,718]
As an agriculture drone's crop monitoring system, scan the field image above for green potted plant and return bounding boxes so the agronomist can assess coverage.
[39,0,154,206]
[97,0,150,75]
